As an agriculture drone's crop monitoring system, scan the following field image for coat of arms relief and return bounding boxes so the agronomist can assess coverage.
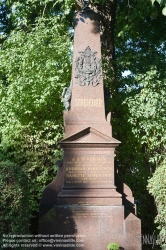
[75,46,102,87]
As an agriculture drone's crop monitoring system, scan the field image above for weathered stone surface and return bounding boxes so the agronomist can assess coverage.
[124,212,142,250]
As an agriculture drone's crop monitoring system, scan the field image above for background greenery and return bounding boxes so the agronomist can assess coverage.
[0,0,165,249]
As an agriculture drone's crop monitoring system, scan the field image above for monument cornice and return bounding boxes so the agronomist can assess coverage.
[59,127,120,148]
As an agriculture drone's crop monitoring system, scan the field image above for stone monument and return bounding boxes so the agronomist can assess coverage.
[39,2,142,249]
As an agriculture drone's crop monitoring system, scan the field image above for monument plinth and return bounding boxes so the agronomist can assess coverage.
[39,3,141,250]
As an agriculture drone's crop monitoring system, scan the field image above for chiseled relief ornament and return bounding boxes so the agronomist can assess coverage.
[75,46,102,87]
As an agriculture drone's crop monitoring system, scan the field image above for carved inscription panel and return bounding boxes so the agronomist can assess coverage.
[67,206,113,219]
[64,154,114,187]
[72,208,108,218]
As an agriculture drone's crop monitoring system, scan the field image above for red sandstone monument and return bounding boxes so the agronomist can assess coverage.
[39,2,142,249]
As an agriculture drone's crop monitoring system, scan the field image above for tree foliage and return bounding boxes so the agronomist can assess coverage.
[147,158,166,249]
[0,0,72,235]
[113,1,166,247]
[150,0,166,16]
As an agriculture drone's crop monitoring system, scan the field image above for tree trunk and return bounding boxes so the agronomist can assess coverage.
[96,0,117,63]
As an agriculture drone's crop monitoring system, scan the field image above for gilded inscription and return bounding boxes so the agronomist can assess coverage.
[74,210,100,218]
[74,99,103,107]
[70,209,110,218]
[65,155,113,185]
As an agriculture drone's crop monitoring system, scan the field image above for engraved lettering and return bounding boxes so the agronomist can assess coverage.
[64,155,113,185]
[74,99,78,106]
[89,99,93,106]
[84,99,88,106]
[74,99,103,107]
[99,99,102,107]
[80,99,83,106]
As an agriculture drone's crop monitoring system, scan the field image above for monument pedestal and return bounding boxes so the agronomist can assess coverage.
[57,127,122,207]
[39,4,141,249]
